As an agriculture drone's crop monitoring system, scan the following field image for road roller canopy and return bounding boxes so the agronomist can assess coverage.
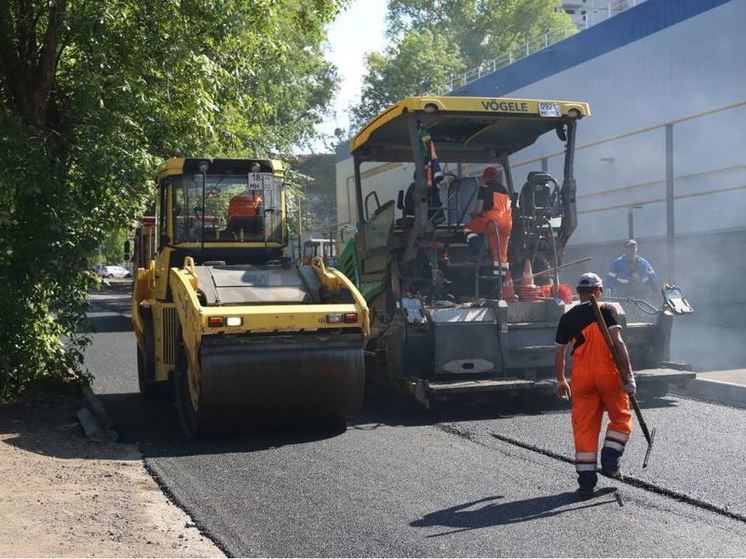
[350,96,590,163]
[155,157,286,247]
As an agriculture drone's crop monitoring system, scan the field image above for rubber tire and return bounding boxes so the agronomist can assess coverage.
[137,314,157,398]
[174,343,203,437]
[136,347,154,398]
[384,323,406,383]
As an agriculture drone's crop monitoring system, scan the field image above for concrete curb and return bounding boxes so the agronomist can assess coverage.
[81,385,113,428]
[76,408,110,441]
[673,378,746,408]
[79,385,119,441]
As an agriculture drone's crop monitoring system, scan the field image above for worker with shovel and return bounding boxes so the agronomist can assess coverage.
[554,273,636,498]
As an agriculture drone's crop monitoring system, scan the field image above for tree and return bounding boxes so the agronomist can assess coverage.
[387,0,576,68]
[291,154,338,232]
[0,0,345,399]
[350,28,465,129]
[351,0,576,129]
[97,228,130,266]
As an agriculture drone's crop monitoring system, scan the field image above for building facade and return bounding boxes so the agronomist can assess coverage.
[561,0,642,30]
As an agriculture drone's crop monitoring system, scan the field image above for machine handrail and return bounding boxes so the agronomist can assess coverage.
[364,191,382,222]
[540,216,561,299]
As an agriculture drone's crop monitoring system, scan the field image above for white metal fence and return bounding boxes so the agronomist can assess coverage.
[435,0,643,95]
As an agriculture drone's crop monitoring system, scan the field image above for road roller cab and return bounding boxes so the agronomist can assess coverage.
[132,158,369,435]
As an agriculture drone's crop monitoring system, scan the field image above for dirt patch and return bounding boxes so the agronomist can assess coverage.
[0,395,224,558]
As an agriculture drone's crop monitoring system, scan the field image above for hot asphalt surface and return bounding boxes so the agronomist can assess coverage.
[84,283,746,557]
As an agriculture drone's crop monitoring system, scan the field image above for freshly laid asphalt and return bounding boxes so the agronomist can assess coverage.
[84,284,746,557]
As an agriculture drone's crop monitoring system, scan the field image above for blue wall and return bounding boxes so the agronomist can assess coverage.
[452,0,732,99]
[452,0,746,241]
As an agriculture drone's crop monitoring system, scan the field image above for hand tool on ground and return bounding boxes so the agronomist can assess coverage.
[589,294,656,468]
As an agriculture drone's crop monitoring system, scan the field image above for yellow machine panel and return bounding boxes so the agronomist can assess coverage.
[132,158,369,435]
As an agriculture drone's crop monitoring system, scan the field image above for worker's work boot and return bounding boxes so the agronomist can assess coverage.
[576,486,595,499]
[466,233,482,255]
[577,471,597,498]
[600,447,623,479]
[600,466,622,480]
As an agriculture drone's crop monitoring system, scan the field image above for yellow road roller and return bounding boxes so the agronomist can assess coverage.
[131,158,369,435]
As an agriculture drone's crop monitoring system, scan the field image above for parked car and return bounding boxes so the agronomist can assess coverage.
[97,265,132,279]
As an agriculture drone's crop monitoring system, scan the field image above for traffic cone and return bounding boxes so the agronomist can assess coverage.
[502,267,516,301]
[518,259,543,301]
[522,259,535,287]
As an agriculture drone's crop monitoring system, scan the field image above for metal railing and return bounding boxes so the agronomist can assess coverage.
[435,0,642,96]
[509,98,746,283]
[581,0,641,29]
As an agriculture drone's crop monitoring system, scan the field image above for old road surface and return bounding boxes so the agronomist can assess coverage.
[85,283,746,557]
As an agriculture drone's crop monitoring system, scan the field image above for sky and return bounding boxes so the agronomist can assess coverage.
[313,0,388,152]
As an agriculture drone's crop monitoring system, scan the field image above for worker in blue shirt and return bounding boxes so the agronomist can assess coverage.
[607,239,659,298]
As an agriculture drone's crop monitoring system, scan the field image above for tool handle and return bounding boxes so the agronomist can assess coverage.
[530,256,592,280]
[588,294,653,446]
[629,394,653,445]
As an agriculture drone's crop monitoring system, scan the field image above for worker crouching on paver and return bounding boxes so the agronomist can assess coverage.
[554,273,637,498]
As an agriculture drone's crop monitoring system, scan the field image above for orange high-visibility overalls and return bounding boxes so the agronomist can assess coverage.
[228,191,262,217]
[465,180,512,269]
[555,302,632,488]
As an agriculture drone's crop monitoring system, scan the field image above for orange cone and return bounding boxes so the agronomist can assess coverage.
[502,270,516,301]
[522,259,536,287]
[518,259,543,301]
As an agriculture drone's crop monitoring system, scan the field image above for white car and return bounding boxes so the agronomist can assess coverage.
[98,265,132,279]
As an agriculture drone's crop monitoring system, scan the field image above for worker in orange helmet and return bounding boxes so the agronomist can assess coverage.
[228,189,262,218]
[464,166,512,278]
[554,272,636,498]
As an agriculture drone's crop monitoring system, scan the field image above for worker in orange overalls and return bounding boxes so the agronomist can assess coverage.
[554,272,636,498]
[228,190,262,217]
[464,166,512,278]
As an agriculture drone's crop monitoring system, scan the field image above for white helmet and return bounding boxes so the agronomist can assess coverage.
[577,272,603,288]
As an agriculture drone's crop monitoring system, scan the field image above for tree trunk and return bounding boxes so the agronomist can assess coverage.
[0,0,67,129]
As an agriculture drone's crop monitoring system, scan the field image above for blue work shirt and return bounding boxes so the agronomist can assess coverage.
[607,255,659,293]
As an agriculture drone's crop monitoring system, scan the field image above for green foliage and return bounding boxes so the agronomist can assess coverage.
[351,0,576,129]
[290,154,337,232]
[386,0,577,68]
[0,113,97,400]
[283,168,313,242]
[0,0,345,399]
[97,229,132,266]
[351,29,465,130]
